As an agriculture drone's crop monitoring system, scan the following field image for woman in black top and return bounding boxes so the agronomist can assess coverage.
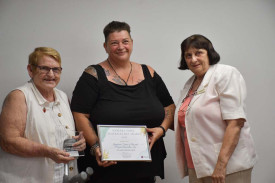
[71,21,175,183]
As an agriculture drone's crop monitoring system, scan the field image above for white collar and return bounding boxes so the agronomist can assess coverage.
[28,80,60,107]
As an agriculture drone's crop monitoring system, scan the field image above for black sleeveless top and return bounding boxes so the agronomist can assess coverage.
[71,64,174,181]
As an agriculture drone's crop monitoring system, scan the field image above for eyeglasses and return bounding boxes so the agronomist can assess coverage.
[33,65,62,74]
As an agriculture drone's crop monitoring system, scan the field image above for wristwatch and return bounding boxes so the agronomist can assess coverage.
[158,125,166,137]
[90,142,99,156]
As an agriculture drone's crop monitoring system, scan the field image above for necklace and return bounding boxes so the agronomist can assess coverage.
[180,77,206,112]
[181,77,202,103]
[107,58,132,86]
[180,79,200,112]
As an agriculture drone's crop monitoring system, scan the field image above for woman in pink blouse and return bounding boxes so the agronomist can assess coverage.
[175,34,257,183]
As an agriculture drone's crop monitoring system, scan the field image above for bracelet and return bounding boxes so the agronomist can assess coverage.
[90,142,99,156]
[158,125,166,137]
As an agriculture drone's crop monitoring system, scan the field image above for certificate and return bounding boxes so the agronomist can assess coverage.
[97,125,151,162]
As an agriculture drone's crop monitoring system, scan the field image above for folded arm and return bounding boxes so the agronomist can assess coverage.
[0,90,74,163]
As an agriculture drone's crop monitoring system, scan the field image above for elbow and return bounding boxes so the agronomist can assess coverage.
[0,137,12,153]
[167,104,176,130]
[0,136,24,156]
[226,119,245,130]
[171,103,176,111]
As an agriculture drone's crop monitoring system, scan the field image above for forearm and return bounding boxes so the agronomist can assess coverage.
[211,119,244,181]
[160,104,175,131]
[73,112,98,146]
[0,136,52,158]
[216,119,244,168]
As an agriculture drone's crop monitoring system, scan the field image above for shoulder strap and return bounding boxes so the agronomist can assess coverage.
[141,64,152,80]
[91,64,108,82]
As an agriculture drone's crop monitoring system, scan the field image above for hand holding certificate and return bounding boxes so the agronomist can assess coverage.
[97,125,152,162]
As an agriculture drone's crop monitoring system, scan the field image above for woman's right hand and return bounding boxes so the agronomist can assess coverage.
[48,147,75,164]
[94,147,117,167]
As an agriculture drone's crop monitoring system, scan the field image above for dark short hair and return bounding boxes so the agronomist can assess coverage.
[179,34,220,70]
[103,21,131,43]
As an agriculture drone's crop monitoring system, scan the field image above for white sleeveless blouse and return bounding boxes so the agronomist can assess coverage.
[0,80,78,183]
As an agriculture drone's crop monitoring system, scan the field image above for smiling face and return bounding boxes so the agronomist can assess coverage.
[104,30,133,62]
[184,47,210,78]
[28,55,61,94]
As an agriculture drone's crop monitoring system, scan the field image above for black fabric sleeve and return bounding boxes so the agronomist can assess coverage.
[71,71,99,114]
[153,72,174,107]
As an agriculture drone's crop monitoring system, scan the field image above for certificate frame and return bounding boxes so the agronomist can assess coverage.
[97,125,152,162]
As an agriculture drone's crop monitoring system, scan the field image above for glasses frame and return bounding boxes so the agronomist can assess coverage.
[32,64,62,75]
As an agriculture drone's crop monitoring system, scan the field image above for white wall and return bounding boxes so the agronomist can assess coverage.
[0,0,274,182]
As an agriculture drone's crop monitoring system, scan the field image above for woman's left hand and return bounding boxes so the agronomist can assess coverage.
[72,131,86,151]
[146,127,164,150]
[212,162,226,183]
